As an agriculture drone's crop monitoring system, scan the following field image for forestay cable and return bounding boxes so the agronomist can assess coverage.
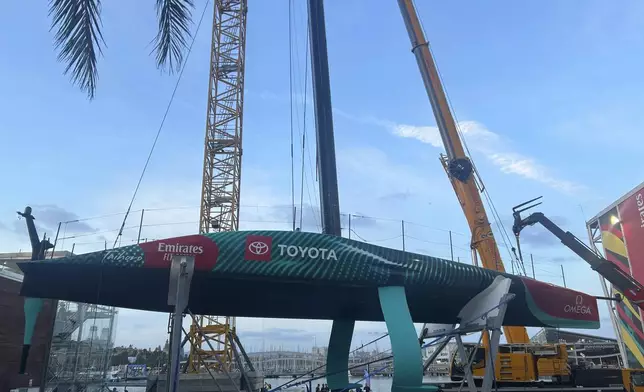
[112,0,211,248]
[289,0,296,231]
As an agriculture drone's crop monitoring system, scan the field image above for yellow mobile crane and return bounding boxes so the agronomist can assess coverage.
[396,1,588,384]
[397,4,644,387]
[396,0,529,345]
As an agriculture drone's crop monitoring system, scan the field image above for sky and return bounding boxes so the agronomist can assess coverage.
[1,0,643,352]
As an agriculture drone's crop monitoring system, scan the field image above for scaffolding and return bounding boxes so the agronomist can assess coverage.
[45,301,118,390]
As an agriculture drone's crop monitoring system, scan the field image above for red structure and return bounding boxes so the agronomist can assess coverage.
[587,181,644,368]
[0,272,55,391]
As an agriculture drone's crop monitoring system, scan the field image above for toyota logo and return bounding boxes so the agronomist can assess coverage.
[575,295,583,305]
[248,241,269,255]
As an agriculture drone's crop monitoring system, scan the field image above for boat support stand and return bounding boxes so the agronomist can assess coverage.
[421,276,514,392]
[167,255,195,392]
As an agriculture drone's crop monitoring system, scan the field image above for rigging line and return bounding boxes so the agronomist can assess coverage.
[404,220,467,235]
[352,214,399,223]
[350,228,369,242]
[302,0,320,200]
[289,0,296,231]
[70,205,470,237]
[299,6,310,231]
[290,0,305,128]
[400,234,447,246]
[288,0,318,231]
[72,239,139,246]
[285,334,448,391]
[482,195,519,272]
[111,0,211,249]
[272,333,391,392]
[145,205,199,211]
[351,231,402,243]
[60,225,141,240]
[302,169,320,230]
[301,16,321,227]
[353,333,389,352]
[60,211,135,224]
[60,222,68,254]
[482,187,526,275]
[290,0,320,232]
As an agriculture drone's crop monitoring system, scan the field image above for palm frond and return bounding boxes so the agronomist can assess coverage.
[153,0,195,73]
[49,0,105,99]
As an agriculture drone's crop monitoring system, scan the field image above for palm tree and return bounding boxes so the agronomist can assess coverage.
[49,0,195,99]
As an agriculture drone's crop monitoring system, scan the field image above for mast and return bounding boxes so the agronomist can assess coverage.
[308,0,342,236]
[307,1,352,390]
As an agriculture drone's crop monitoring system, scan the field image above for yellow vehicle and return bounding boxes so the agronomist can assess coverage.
[398,0,644,386]
[450,343,644,390]
[398,0,644,388]
[449,343,570,384]
[623,369,644,392]
[398,0,556,381]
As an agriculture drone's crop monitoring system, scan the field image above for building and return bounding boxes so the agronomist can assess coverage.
[0,251,118,391]
[422,342,457,364]
[0,252,63,391]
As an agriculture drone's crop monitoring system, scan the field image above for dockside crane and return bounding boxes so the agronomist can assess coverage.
[396,0,530,345]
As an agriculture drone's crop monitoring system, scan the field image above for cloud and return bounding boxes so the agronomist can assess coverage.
[550,255,580,264]
[338,147,433,199]
[378,191,414,202]
[519,229,561,247]
[391,121,584,195]
[257,203,322,231]
[30,204,98,233]
[9,205,98,244]
[347,213,378,228]
[247,89,312,108]
[324,104,585,195]
[513,215,571,247]
[251,90,583,195]
[11,219,37,238]
[253,91,583,193]
[239,204,381,235]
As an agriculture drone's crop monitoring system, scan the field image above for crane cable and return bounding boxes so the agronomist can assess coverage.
[289,0,296,231]
[299,17,311,231]
[289,0,318,231]
[111,0,211,248]
[412,0,526,275]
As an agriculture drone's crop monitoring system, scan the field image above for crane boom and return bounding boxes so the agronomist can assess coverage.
[513,197,644,308]
[187,0,248,373]
[397,0,530,344]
